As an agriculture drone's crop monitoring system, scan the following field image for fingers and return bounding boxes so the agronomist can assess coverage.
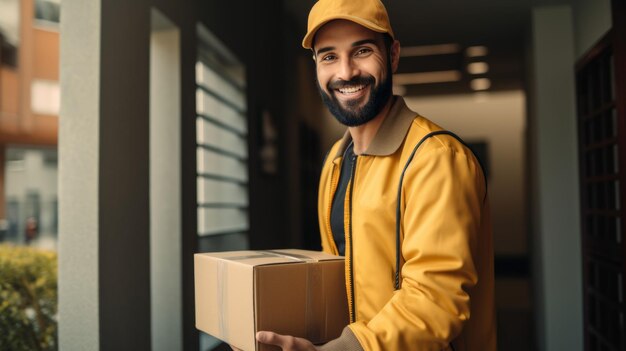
[230,346,243,351]
[256,331,285,346]
[256,331,316,351]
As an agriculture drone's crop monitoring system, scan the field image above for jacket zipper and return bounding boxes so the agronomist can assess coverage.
[347,154,357,323]
[326,162,340,254]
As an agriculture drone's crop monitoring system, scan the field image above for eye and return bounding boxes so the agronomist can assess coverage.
[321,54,336,62]
[355,48,373,56]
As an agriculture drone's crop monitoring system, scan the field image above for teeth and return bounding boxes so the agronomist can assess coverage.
[338,85,365,94]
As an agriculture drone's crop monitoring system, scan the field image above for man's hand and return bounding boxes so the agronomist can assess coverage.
[256,331,318,351]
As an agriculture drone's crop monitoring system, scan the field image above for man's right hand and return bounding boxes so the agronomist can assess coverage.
[229,331,318,351]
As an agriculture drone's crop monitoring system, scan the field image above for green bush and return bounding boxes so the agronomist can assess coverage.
[0,244,57,351]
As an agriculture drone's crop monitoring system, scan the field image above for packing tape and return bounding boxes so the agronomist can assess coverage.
[223,253,277,261]
[217,260,228,340]
[262,250,317,262]
[220,251,317,263]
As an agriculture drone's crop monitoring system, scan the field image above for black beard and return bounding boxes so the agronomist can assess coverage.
[317,68,393,127]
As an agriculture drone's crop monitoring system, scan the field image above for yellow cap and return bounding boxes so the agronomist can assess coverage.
[302,0,395,49]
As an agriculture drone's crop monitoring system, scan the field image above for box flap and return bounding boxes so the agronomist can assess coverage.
[196,250,343,268]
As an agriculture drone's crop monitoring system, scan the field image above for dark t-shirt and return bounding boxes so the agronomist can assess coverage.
[330,142,356,256]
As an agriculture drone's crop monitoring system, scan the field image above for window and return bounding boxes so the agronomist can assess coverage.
[0,0,19,67]
[31,79,60,115]
[34,0,60,24]
[3,147,58,248]
[195,25,249,240]
[0,0,19,46]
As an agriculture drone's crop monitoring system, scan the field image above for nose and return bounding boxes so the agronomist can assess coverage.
[336,57,360,81]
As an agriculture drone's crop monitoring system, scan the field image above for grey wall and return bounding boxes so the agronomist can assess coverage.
[98,2,152,349]
[149,10,182,351]
[528,1,613,350]
[573,0,611,57]
[529,5,582,351]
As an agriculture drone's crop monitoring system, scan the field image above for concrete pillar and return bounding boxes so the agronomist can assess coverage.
[58,0,101,347]
[529,5,583,351]
[149,9,182,351]
[59,0,151,349]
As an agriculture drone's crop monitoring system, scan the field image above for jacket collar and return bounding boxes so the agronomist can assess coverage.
[333,96,417,158]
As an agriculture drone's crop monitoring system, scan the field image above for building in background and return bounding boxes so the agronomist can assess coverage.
[0,0,60,248]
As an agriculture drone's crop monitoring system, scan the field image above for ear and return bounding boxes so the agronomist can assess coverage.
[390,40,401,73]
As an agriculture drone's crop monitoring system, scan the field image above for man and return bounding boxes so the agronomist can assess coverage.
[256,0,497,349]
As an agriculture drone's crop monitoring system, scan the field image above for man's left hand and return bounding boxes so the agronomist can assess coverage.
[256,331,318,351]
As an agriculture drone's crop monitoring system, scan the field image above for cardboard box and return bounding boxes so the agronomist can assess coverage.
[194,249,349,351]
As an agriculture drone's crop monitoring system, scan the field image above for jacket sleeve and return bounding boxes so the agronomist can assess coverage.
[318,327,364,351]
[348,143,486,350]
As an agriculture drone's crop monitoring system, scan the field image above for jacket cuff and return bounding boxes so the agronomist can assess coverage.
[318,327,364,351]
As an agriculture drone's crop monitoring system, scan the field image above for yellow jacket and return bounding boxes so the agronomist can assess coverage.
[318,97,497,351]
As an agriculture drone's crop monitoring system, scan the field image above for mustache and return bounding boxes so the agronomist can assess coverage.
[327,75,375,90]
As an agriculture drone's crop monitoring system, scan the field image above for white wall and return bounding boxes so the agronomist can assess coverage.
[405,91,527,256]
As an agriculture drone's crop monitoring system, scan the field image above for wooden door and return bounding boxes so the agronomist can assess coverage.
[576,1,626,350]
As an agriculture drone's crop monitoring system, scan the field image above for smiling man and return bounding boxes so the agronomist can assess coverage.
[254,0,497,350]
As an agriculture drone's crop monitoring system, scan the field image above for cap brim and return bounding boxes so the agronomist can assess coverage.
[302,15,389,49]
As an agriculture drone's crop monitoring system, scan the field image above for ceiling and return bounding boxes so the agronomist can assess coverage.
[284,0,574,45]
[283,0,574,96]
